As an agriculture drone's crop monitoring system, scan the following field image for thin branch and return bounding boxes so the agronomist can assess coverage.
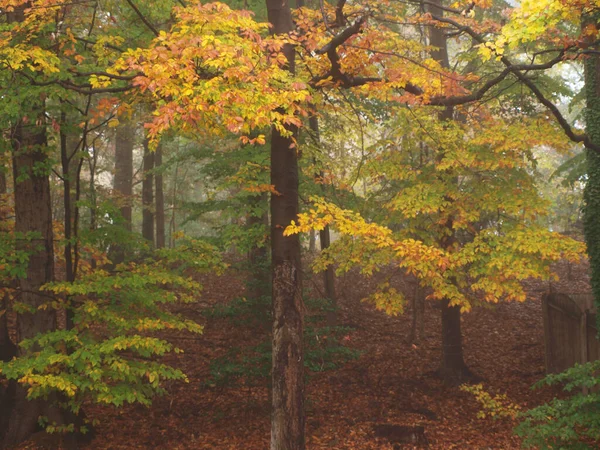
[124,0,159,37]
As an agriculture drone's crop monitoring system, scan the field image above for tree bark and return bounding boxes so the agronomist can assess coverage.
[428,0,472,384]
[155,145,165,249]
[267,1,305,449]
[2,117,70,447]
[111,124,134,265]
[142,139,155,245]
[583,12,600,321]
[0,169,16,363]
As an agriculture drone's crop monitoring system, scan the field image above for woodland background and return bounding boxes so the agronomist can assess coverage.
[1,0,600,449]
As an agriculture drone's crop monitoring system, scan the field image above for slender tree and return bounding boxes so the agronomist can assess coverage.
[266,0,305,448]
[155,144,166,249]
[142,138,155,245]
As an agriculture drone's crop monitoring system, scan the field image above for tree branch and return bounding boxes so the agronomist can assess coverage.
[124,0,159,37]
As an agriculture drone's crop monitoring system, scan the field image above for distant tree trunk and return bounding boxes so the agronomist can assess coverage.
[409,282,425,344]
[111,124,134,265]
[248,192,269,301]
[155,145,165,249]
[308,230,316,252]
[267,1,305,449]
[88,141,99,269]
[308,115,337,326]
[583,12,600,321]
[169,159,179,248]
[114,125,134,230]
[59,115,86,333]
[429,0,472,384]
[142,139,155,245]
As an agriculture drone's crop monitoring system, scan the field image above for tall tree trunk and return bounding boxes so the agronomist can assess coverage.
[142,139,155,245]
[0,169,16,363]
[111,124,134,265]
[2,117,70,447]
[155,145,165,249]
[583,12,600,320]
[429,0,471,384]
[267,1,305,449]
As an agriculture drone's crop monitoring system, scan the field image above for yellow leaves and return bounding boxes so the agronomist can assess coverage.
[364,283,405,316]
[114,1,311,143]
[90,74,111,89]
[460,384,521,420]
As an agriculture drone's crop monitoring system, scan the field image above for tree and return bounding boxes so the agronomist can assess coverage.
[142,137,155,245]
[266,1,305,447]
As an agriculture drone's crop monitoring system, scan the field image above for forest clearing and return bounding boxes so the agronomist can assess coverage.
[2,0,600,449]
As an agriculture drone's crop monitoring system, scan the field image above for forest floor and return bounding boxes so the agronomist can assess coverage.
[20,259,592,449]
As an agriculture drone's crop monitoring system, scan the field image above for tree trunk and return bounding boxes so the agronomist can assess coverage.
[113,125,134,230]
[308,230,316,253]
[111,124,134,265]
[267,1,305,449]
[583,12,600,321]
[0,170,16,363]
[429,0,472,384]
[2,117,70,447]
[409,282,425,344]
[142,139,155,245]
[308,114,337,326]
[155,145,165,249]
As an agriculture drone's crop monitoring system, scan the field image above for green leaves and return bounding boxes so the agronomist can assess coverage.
[0,236,224,415]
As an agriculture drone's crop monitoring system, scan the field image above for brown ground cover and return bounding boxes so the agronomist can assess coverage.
[17,260,591,449]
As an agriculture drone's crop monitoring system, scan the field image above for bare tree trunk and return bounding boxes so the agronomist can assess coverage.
[267,1,305,449]
[155,145,165,249]
[142,139,155,245]
[308,230,316,252]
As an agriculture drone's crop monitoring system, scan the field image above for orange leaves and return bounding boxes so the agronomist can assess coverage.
[114,1,311,144]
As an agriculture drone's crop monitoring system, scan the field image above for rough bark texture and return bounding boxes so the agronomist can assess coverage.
[2,118,69,447]
[583,13,600,321]
[155,145,165,249]
[429,0,471,384]
[142,139,155,245]
[267,1,305,449]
